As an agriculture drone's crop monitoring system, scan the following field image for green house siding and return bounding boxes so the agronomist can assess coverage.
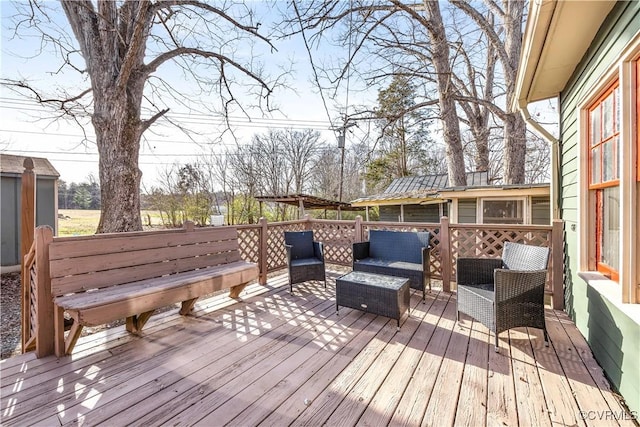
[457,199,477,223]
[379,205,401,222]
[531,197,550,225]
[559,1,640,414]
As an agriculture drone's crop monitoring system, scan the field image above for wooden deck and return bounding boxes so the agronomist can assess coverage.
[1,271,634,427]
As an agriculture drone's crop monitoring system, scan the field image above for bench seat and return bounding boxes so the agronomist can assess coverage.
[55,261,258,327]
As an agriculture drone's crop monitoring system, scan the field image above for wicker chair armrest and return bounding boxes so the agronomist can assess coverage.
[353,241,370,262]
[313,241,325,261]
[457,257,503,286]
[285,244,293,264]
[421,246,431,272]
[494,269,548,301]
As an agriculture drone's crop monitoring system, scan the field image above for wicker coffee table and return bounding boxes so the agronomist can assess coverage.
[336,271,410,330]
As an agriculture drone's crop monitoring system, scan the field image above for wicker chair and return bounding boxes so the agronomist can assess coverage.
[284,231,326,293]
[456,241,550,351]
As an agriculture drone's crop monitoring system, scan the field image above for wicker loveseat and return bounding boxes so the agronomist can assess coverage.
[352,230,431,300]
[456,241,550,351]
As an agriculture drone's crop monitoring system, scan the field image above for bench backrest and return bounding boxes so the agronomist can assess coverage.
[48,226,242,297]
[368,230,430,264]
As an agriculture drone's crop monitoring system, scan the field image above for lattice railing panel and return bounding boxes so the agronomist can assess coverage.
[237,226,260,264]
[362,222,442,279]
[450,225,553,291]
[311,221,357,266]
[28,263,37,340]
[266,222,306,271]
[21,239,38,353]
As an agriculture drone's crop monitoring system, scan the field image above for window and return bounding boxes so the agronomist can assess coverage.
[588,82,620,281]
[481,199,524,224]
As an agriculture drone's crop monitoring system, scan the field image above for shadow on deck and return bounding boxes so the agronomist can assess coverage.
[0,270,634,426]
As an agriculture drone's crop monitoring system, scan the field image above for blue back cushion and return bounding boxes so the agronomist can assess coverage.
[368,230,430,263]
[284,231,315,259]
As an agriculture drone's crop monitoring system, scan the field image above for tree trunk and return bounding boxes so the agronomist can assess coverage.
[427,1,467,187]
[502,112,527,184]
[502,0,526,184]
[90,40,147,233]
[94,86,144,232]
[472,119,490,172]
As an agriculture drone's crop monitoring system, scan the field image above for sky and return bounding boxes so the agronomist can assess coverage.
[0,1,372,187]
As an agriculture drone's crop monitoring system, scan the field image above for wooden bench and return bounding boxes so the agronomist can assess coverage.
[39,222,258,357]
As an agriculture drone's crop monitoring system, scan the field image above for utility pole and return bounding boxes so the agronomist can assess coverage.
[334,118,356,220]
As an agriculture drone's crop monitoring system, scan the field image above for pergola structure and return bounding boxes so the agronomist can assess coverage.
[256,194,363,219]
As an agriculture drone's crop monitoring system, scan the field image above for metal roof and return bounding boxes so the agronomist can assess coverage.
[0,154,60,178]
[352,171,488,205]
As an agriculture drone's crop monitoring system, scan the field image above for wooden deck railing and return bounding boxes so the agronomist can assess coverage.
[24,216,563,357]
[21,226,54,357]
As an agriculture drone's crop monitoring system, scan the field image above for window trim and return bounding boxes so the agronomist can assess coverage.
[587,82,621,280]
[578,34,640,304]
[637,59,640,183]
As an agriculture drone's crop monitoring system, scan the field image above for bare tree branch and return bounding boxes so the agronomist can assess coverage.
[116,2,153,90]
[154,0,275,50]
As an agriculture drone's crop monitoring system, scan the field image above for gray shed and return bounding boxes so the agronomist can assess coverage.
[1,154,59,270]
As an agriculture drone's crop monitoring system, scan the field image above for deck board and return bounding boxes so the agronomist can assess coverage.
[454,320,489,427]
[0,271,633,427]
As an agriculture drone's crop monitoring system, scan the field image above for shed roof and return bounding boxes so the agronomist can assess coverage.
[351,171,488,206]
[255,194,364,211]
[0,154,60,178]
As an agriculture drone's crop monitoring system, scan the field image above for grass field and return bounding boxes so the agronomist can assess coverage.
[58,210,166,236]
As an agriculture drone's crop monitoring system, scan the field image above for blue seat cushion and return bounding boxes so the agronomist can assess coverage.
[290,258,323,268]
[354,258,422,272]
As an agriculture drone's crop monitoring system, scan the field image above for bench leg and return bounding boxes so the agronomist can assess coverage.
[65,320,83,356]
[126,310,155,334]
[180,298,198,315]
[54,305,66,357]
[229,282,248,299]
[126,316,137,333]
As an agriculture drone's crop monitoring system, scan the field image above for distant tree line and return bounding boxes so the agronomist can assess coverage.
[58,175,101,210]
[144,129,365,226]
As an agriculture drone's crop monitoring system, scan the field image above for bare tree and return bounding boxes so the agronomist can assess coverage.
[5,1,279,232]
[280,129,323,194]
[284,0,534,187]
[450,0,527,184]
[224,128,322,221]
[448,9,499,174]
[285,0,468,187]
[228,143,261,224]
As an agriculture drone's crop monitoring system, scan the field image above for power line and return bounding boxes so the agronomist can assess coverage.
[0,97,334,128]
[1,147,338,158]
